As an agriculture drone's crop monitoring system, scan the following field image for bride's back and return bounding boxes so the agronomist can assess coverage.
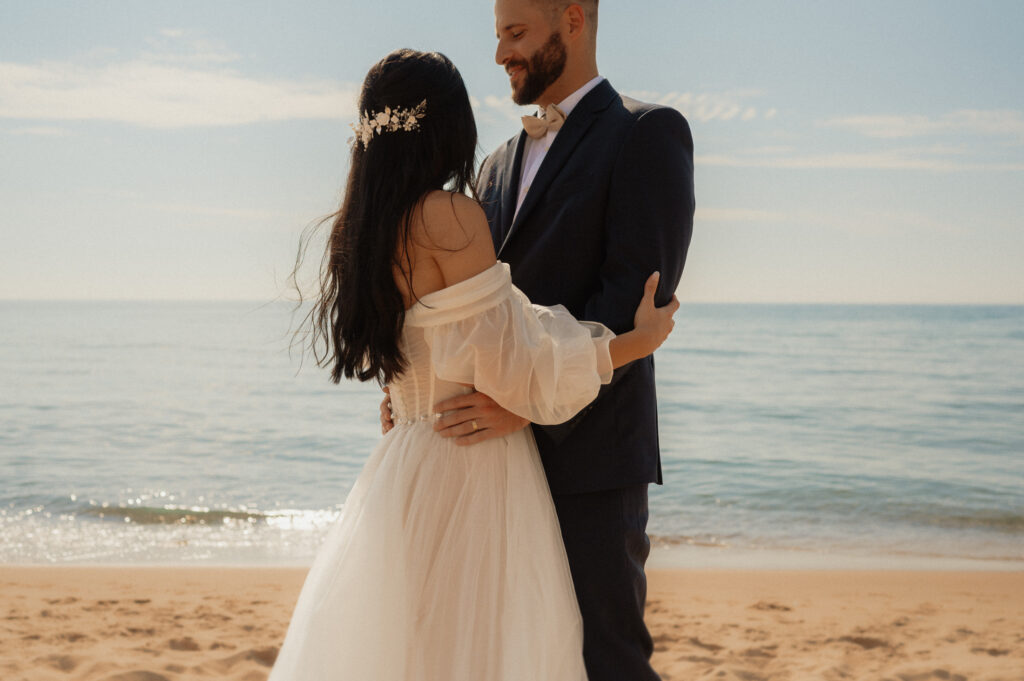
[387,190,501,419]
[395,190,499,312]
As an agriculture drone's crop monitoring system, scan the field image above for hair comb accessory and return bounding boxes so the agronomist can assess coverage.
[349,99,428,148]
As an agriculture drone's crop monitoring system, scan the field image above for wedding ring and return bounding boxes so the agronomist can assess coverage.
[471,420,479,431]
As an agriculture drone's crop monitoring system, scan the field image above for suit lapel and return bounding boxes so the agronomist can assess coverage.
[497,80,618,257]
[494,132,527,248]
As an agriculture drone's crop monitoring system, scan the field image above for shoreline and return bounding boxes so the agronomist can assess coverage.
[3,541,1022,572]
[1,565,1022,680]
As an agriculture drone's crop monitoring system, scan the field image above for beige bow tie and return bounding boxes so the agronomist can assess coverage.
[521,104,567,139]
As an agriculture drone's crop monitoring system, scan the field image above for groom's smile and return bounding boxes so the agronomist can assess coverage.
[506,63,525,85]
[494,0,570,106]
[498,29,568,106]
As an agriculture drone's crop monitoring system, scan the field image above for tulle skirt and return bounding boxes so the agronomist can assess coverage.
[267,422,587,681]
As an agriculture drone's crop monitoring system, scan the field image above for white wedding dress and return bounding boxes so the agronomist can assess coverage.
[267,262,613,681]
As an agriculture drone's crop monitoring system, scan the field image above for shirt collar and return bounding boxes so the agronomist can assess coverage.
[538,75,605,120]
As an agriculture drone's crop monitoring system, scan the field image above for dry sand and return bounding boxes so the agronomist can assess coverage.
[1,565,1021,681]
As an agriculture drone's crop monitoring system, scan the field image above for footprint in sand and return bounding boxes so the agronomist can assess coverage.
[686,636,725,653]
[741,645,778,659]
[836,635,890,650]
[652,633,679,652]
[715,668,767,681]
[125,627,156,636]
[942,627,977,643]
[38,608,70,620]
[743,627,771,642]
[750,601,791,612]
[100,672,171,681]
[168,636,201,651]
[36,654,82,672]
[894,670,967,681]
[201,646,280,673]
[240,647,278,667]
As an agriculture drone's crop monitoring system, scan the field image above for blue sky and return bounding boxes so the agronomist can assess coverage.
[2,0,1022,303]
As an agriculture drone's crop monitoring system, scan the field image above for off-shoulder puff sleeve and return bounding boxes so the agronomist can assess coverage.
[405,263,614,425]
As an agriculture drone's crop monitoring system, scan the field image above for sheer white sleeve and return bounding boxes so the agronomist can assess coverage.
[408,263,613,425]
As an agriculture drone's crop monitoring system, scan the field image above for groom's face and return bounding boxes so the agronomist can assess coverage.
[495,0,568,105]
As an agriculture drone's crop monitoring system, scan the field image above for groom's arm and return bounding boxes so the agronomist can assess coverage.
[535,105,694,442]
[433,108,693,446]
[589,106,694,327]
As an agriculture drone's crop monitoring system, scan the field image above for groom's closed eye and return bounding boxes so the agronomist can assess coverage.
[497,24,527,39]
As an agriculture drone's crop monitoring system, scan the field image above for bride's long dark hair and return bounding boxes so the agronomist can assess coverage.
[293,49,478,385]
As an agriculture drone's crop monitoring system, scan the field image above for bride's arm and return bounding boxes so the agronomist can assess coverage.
[419,193,676,444]
[427,192,674,371]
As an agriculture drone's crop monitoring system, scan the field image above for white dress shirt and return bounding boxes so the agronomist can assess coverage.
[514,75,605,220]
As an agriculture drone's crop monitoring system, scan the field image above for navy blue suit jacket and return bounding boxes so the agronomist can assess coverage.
[477,80,694,495]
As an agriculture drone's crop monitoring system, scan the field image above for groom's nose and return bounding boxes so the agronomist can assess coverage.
[495,39,512,66]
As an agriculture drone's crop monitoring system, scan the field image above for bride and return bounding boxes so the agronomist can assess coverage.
[271,48,678,680]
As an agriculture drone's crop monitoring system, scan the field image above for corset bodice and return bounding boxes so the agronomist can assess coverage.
[388,325,472,426]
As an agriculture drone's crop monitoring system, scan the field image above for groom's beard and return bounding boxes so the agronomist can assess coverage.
[509,30,568,106]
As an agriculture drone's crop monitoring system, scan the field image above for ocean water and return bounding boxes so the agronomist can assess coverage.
[1,301,1022,569]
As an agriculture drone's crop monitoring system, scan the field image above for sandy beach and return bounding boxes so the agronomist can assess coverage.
[1,565,1021,681]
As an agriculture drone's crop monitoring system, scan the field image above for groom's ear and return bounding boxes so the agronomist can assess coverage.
[562,3,587,42]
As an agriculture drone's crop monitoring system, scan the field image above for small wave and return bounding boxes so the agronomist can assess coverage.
[675,347,755,358]
[893,508,1024,533]
[649,533,733,549]
[78,505,271,525]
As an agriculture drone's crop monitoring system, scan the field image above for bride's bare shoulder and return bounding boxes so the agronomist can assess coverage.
[413,191,496,285]
[416,190,491,252]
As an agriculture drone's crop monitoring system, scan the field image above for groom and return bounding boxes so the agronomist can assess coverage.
[433,1,691,678]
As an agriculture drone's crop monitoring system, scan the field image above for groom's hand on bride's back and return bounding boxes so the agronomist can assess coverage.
[433,392,530,445]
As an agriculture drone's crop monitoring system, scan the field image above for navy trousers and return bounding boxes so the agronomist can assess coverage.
[552,484,660,681]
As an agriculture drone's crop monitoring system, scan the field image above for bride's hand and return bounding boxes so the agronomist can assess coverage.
[632,272,679,354]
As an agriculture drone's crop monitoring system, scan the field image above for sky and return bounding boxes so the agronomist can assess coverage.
[1,0,1022,303]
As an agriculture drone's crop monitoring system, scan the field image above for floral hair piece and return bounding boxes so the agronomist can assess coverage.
[349,99,428,148]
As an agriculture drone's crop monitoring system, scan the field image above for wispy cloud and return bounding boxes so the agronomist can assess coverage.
[475,94,532,123]
[473,88,778,127]
[697,147,1024,172]
[141,28,242,66]
[625,89,776,123]
[823,109,1024,142]
[0,33,358,128]
[695,205,963,236]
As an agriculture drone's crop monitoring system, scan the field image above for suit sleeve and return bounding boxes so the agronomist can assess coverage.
[589,105,694,328]
[536,105,694,441]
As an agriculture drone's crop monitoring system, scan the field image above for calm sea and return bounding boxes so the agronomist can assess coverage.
[1,301,1022,569]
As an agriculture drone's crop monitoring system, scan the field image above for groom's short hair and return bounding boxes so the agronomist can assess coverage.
[534,0,598,35]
